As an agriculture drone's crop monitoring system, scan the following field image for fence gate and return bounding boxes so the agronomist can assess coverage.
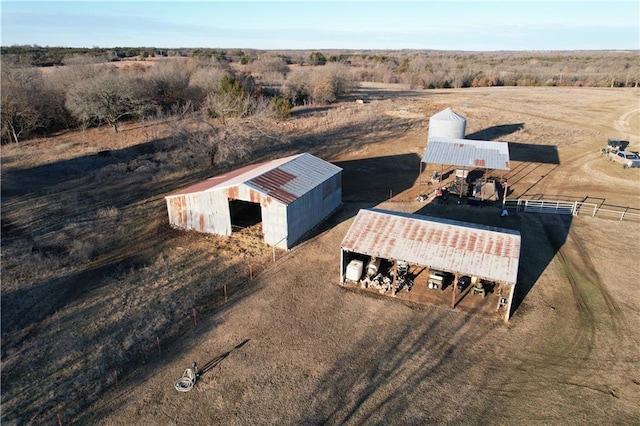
[520,200,575,215]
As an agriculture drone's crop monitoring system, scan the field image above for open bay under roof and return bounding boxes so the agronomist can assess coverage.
[341,209,521,284]
[422,137,511,171]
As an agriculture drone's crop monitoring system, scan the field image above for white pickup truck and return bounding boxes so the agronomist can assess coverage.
[609,151,640,169]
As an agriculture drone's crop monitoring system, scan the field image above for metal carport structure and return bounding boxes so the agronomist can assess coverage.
[420,137,511,201]
[340,208,521,322]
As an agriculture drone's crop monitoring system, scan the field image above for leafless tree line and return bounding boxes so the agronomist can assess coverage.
[0,55,356,150]
[1,50,638,146]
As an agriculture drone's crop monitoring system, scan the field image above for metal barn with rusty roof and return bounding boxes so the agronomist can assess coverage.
[165,153,342,249]
[340,209,521,321]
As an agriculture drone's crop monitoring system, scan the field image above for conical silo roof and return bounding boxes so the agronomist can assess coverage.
[428,107,467,139]
[431,107,466,122]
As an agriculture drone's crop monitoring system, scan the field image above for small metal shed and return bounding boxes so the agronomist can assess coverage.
[420,137,511,201]
[165,153,342,249]
[340,209,521,321]
[422,137,511,171]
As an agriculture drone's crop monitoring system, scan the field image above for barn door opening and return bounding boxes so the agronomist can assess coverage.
[229,199,262,233]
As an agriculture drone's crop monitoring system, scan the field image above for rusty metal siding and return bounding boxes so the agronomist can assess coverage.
[341,209,520,284]
[166,190,231,235]
[165,153,342,248]
[422,137,511,171]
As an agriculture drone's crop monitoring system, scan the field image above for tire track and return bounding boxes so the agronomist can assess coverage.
[543,221,597,361]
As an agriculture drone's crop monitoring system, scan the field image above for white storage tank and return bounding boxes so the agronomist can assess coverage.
[428,107,467,139]
[366,257,382,277]
[346,260,364,282]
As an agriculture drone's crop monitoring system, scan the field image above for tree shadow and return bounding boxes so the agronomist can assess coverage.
[1,243,263,425]
[302,298,503,424]
[1,136,207,202]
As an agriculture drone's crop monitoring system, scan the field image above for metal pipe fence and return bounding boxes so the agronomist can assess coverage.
[504,198,640,222]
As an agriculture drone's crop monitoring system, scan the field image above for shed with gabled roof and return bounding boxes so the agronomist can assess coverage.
[165,153,342,249]
[340,209,521,321]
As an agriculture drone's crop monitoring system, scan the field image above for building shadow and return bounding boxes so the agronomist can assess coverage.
[411,201,571,320]
[466,124,560,165]
[506,141,560,164]
[334,153,421,203]
[298,153,422,243]
[466,123,524,141]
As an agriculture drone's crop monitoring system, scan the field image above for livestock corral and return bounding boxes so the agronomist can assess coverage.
[2,85,640,424]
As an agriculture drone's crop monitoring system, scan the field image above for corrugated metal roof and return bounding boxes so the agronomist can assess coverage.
[422,137,511,170]
[341,209,520,284]
[166,153,342,204]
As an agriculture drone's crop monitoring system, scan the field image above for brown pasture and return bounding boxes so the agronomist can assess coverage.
[1,85,639,425]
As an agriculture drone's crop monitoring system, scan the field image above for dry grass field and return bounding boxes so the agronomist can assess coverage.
[2,85,640,425]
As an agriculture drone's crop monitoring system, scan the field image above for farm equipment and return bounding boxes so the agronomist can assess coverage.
[345,259,364,282]
[427,272,445,290]
[457,276,471,292]
[393,261,413,294]
[359,258,413,294]
[601,138,629,155]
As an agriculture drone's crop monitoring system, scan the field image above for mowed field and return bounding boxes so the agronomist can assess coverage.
[2,85,640,425]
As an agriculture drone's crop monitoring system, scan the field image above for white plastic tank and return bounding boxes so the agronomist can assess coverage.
[428,107,467,139]
[345,260,364,282]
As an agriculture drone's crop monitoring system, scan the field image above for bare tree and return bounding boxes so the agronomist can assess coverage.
[283,69,311,105]
[308,63,358,104]
[147,59,197,113]
[1,65,47,143]
[65,70,152,132]
[176,94,284,168]
[251,57,291,81]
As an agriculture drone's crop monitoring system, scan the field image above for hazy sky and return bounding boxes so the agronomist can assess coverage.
[1,1,639,51]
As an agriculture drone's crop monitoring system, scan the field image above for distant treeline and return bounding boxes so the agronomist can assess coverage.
[3,45,639,87]
[1,45,638,145]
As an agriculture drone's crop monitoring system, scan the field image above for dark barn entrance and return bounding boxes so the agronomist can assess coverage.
[229,199,262,231]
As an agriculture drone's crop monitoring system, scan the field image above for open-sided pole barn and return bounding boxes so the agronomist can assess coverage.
[340,209,521,322]
[420,137,511,202]
[165,153,342,250]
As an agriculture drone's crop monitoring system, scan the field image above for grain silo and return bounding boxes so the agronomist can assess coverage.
[428,107,467,139]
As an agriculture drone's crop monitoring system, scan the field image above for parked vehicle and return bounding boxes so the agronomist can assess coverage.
[608,150,640,169]
[457,275,471,292]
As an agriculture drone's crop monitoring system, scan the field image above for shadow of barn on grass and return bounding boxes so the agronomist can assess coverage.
[412,199,571,321]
